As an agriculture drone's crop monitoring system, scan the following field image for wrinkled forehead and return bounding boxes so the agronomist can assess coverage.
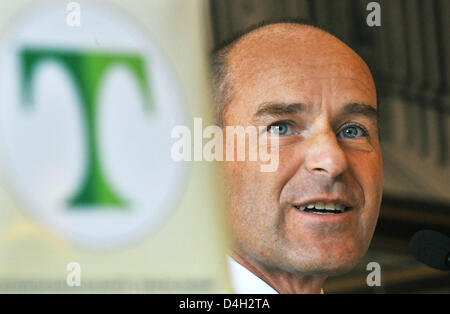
[226,25,376,105]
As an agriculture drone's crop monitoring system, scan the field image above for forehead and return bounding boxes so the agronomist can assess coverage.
[225,25,377,118]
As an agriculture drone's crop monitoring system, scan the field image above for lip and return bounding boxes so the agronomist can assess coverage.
[292,196,356,209]
[290,196,358,222]
[291,204,355,222]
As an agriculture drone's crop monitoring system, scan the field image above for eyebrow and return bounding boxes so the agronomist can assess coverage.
[341,102,378,120]
[254,102,307,118]
[253,102,378,120]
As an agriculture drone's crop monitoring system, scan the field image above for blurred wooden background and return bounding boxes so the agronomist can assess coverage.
[209,0,450,293]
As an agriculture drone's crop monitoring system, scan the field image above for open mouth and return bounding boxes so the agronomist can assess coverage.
[293,202,351,215]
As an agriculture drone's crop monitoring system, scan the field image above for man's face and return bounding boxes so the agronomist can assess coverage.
[222,25,383,275]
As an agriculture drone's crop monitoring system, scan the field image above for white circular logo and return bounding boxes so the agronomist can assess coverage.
[0,2,188,250]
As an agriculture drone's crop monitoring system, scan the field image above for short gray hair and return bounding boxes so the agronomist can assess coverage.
[211,43,235,126]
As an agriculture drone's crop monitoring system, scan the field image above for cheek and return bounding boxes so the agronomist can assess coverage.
[223,160,281,224]
[348,149,382,196]
[276,145,306,186]
[223,163,289,255]
[348,150,383,227]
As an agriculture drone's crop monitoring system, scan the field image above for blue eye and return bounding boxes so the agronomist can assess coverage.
[339,125,367,139]
[267,121,293,136]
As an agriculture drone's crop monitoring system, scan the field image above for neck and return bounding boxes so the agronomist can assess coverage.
[231,251,327,294]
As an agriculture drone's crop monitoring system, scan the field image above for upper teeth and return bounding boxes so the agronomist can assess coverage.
[297,202,346,212]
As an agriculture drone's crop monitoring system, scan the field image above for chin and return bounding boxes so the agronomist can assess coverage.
[296,258,357,275]
[295,259,360,276]
[321,261,359,276]
[325,252,365,276]
[285,246,364,276]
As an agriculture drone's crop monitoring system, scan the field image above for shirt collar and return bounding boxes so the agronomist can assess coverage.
[227,255,325,294]
[227,256,278,294]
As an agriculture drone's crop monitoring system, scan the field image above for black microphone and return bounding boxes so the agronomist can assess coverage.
[409,230,450,271]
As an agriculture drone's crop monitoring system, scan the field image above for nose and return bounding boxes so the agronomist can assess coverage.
[303,130,348,179]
